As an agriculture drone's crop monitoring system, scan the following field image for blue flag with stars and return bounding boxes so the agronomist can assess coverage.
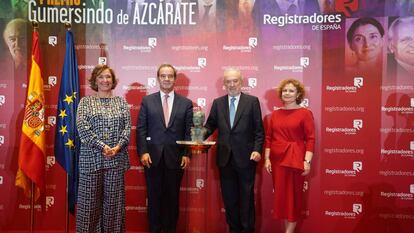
[54,30,80,214]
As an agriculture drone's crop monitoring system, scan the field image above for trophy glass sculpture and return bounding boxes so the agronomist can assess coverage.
[177,110,215,154]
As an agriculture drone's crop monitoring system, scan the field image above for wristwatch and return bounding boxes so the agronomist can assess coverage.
[304,159,311,164]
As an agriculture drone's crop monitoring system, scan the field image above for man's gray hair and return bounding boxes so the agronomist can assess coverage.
[388,17,414,42]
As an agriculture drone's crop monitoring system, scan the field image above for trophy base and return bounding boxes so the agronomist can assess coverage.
[176,141,216,155]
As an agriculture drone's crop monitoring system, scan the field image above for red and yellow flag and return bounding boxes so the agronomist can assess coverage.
[15,29,45,201]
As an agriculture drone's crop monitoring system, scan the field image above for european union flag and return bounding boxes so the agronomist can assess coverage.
[54,30,80,214]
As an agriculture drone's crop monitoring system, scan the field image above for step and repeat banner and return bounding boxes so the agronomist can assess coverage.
[0,0,413,232]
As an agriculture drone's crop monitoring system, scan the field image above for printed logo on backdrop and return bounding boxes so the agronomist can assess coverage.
[44,116,56,131]
[353,119,363,130]
[223,37,258,53]
[325,203,362,219]
[125,196,147,212]
[325,161,363,177]
[354,77,363,88]
[248,37,258,48]
[323,189,364,197]
[122,78,155,94]
[381,141,414,158]
[123,37,158,53]
[248,78,257,89]
[124,197,149,212]
[196,179,205,190]
[300,98,309,107]
[326,77,364,93]
[353,161,362,172]
[326,119,363,135]
[48,76,57,87]
[46,196,54,210]
[0,95,5,106]
[48,116,56,126]
[98,57,107,65]
[300,57,309,68]
[198,58,207,68]
[44,76,57,91]
[353,203,362,214]
[336,0,359,17]
[262,6,343,30]
[48,36,57,46]
[0,135,4,146]
[197,98,206,109]
[175,58,207,73]
[381,99,414,114]
[148,78,157,89]
[380,184,414,201]
[274,57,310,73]
[148,38,157,48]
[46,156,55,170]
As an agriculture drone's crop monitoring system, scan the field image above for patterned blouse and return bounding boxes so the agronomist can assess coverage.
[76,96,131,173]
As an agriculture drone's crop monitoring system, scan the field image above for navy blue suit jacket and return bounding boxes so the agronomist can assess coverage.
[137,92,193,169]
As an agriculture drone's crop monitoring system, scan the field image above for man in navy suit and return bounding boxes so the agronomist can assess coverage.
[137,64,193,233]
[205,68,264,233]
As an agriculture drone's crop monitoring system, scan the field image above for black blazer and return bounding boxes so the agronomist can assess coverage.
[137,92,193,169]
[205,93,264,168]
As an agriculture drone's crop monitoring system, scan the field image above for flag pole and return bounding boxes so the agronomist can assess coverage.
[64,21,72,233]
[65,175,69,233]
[30,182,35,233]
[30,21,39,233]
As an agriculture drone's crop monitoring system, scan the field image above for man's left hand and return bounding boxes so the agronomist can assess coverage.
[181,156,191,169]
[250,151,261,162]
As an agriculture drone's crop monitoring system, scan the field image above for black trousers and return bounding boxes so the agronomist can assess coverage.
[144,154,184,233]
[219,157,256,233]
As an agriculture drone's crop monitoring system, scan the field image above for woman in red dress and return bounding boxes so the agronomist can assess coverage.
[264,79,315,233]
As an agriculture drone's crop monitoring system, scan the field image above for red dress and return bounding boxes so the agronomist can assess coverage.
[265,108,315,221]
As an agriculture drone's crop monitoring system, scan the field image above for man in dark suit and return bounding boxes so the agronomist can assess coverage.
[204,68,264,233]
[137,64,193,233]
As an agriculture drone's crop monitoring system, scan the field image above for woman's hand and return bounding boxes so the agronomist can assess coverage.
[301,161,311,176]
[264,159,272,174]
[102,144,121,158]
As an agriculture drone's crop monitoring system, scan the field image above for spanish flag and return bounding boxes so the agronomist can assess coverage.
[15,28,45,201]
